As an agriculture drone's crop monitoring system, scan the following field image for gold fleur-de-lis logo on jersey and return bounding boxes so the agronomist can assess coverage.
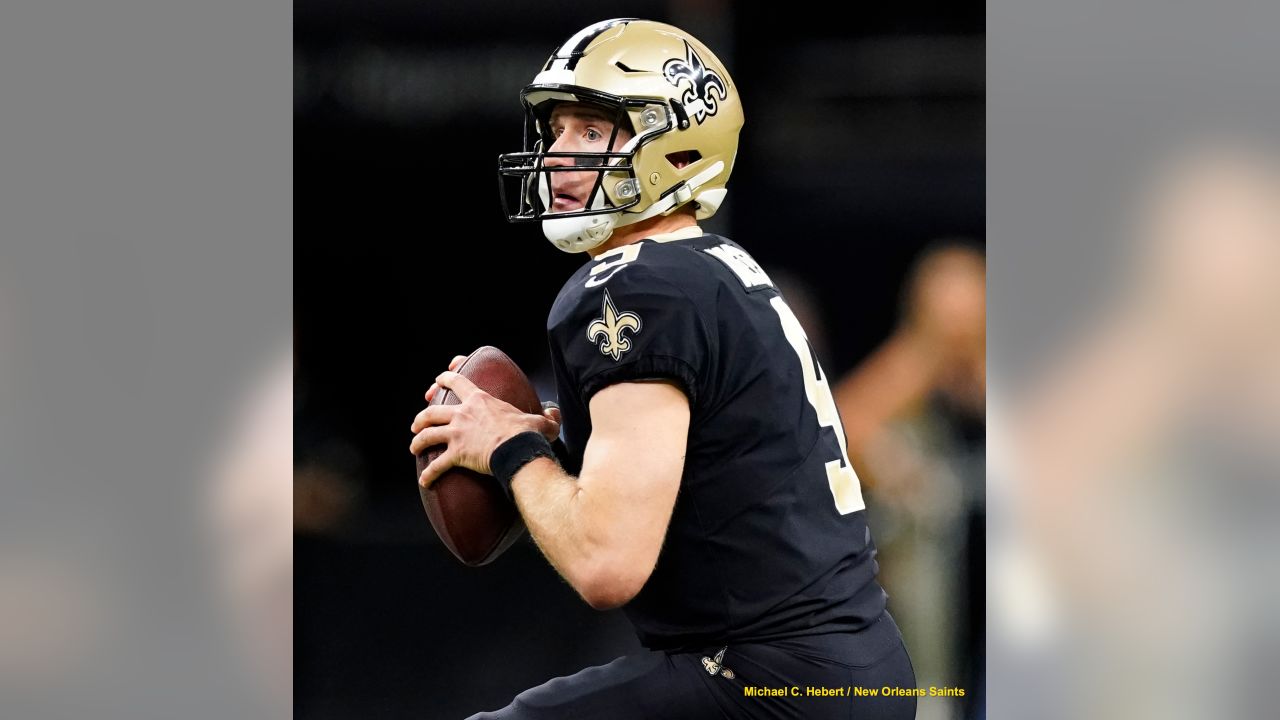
[586,290,641,361]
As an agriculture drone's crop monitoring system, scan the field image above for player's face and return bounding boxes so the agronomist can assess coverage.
[544,102,633,213]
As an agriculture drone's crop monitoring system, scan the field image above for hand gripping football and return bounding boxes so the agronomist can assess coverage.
[417,346,541,566]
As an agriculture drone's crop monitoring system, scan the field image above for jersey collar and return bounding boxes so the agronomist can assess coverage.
[646,225,704,244]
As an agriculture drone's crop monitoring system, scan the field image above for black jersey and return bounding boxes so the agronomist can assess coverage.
[546,232,887,651]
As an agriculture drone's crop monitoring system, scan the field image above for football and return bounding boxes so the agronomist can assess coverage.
[417,346,541,566]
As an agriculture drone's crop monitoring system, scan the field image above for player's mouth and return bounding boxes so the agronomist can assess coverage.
[550,190,584,212]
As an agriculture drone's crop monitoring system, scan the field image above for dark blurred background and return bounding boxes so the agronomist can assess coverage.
[295,2,984,718]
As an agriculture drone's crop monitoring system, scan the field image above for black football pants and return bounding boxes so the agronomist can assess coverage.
[465,611,917,720]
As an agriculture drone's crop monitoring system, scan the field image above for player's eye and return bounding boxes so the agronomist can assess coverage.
[585,128,602,142]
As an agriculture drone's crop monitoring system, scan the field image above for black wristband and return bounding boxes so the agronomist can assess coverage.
[490,431,558,500]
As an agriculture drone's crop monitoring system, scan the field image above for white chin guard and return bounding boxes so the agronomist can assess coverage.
[536,168,620,253]
[542,212,618,253]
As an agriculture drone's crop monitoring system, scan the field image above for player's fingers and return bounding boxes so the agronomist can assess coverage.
[418,449,456,489]
[409,425,450,457]
[541,401,562,425]
[425,356,469,400]
[436,370,479,399]
[410,404,456,433]
[537,414,561,442]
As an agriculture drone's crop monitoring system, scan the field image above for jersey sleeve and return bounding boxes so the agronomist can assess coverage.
[553,262,713,406]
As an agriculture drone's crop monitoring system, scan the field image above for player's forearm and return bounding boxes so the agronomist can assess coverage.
[510,458,644,609]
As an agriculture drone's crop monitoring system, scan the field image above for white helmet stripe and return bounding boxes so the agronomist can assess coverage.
[554,18,637,69]
[530,67,575,87]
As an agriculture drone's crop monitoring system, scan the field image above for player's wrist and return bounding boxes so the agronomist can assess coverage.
[490,431,559,500]
[549,437,570,467]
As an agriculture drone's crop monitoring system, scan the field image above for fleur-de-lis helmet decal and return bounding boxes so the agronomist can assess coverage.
[587,290,642,361]
[662,40,729,125]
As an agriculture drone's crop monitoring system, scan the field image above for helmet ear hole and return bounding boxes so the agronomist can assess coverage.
[666,150,701,169]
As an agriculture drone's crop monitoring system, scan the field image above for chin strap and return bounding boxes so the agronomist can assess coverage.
[612,160,724,229]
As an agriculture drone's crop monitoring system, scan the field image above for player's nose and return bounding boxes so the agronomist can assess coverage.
[544,134,578,166]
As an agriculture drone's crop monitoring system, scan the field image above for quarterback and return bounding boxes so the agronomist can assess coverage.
[410,18,916,719]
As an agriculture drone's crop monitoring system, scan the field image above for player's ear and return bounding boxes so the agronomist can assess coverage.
[665,151,692,169]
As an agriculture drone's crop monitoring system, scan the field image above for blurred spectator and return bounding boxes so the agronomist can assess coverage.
[211,350,295,712]
[999,142,1280,720]
[294,442,364,535]
[833,241,986,720]
[293,343,365,537]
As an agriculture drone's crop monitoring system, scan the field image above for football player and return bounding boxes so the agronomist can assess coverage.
[410,19,916,719]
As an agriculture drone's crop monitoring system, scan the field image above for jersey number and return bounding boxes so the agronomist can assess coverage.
[585,244,643,287]
[770,297,866,515]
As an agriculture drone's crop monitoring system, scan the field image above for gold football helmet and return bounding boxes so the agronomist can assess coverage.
[498,19,744,253]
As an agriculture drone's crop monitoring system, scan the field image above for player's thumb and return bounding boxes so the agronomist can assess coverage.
[540,401,562,438]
